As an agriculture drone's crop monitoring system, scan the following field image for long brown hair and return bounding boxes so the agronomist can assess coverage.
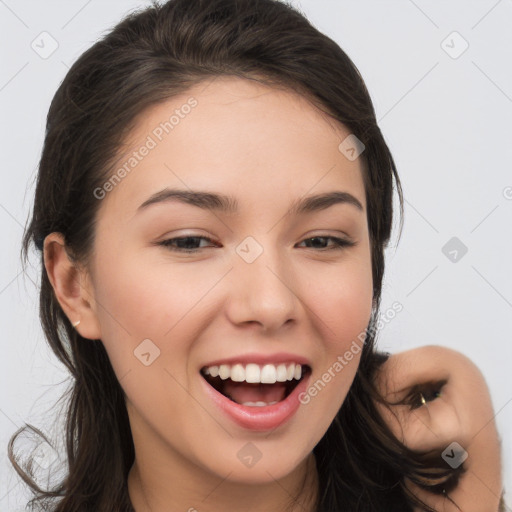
[10,0,464,510]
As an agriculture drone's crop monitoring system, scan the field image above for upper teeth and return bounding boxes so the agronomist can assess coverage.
[202,363,304,383]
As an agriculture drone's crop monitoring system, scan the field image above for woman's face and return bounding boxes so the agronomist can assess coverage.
[83,76,373,486]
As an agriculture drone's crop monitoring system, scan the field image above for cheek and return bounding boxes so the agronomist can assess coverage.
[90,251,179,370]
[301,255,373,345]
[91,249,218,375]
[94,247,189,332]
[91,253,199,417]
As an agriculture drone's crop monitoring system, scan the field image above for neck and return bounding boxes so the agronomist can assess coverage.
[128,451,319,512]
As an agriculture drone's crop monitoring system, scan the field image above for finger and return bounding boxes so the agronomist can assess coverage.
[375,392,462,453]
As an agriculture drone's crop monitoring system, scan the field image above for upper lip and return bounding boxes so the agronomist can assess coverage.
[200,352,312,370]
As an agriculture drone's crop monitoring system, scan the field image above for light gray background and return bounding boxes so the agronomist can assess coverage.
[1,0,511,510]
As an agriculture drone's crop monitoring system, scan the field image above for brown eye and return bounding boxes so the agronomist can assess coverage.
[296,236,355,250]
[158,236,218,253]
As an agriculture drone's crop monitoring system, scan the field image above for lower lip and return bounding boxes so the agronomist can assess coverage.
[200,370,311,432]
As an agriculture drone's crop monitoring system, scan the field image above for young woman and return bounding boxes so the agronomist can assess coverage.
[9,0,504,510]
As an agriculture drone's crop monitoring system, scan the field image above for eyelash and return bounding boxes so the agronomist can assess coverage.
[157,235,355,253]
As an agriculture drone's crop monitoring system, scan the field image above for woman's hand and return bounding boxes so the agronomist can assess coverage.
[373,345,504,512]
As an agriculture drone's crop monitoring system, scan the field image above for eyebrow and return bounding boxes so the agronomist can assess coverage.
[137,188,364,215]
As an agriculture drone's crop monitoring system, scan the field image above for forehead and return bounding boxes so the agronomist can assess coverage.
[97,76,367,220]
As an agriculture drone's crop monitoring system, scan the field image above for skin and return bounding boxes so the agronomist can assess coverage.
[43,76,374,512]
[375,345,503,512]
[42,76,504,511]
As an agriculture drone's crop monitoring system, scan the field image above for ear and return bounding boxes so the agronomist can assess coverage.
[43,232,102,340]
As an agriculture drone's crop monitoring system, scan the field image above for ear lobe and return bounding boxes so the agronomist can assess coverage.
[43,232,102,340]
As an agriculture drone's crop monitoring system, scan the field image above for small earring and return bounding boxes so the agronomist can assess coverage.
[419,393,426,406]
[72,320,81,328]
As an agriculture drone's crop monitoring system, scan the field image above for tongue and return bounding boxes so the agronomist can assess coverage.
[223,380,287,404]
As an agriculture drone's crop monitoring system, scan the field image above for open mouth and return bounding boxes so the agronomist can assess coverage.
[200,365,312,406]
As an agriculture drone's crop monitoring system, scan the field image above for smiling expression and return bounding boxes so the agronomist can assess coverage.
[80,75,374,486]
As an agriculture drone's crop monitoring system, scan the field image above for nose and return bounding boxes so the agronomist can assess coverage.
[224,242,299,332]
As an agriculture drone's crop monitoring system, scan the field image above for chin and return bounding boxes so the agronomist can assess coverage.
[203,442,312,484]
